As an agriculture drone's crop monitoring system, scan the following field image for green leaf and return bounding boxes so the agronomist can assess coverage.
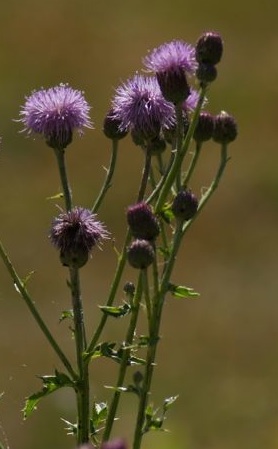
[99,303,131,318]
[23,370,74,419]
[88,342,117,360]
[59,309,74,323]
[61,418,77,436]
[46,192,64,200]
[22,270,36,287]
[163,395,179,411]
[160,203,174,224]
[168,283,200,299]
[91,401,108,434]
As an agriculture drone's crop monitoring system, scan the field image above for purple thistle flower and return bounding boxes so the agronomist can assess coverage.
[101,439,127,449]
[20,83,93,150]
[111,74,175,142]
[143,40,197,104]
[50,206,109,268]
[143,40,197,75]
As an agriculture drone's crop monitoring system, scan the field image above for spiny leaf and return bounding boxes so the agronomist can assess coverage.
[163,395,179,411]
[23,370,74,419]
[59,309,74,323]
[46,192,64,200]
[168,283,200,299]
[99,303,131,318]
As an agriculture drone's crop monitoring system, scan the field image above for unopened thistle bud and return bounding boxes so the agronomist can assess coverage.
[212,111,238,144]
[123,282,136,297]
[196,63,218,84]
[172,190,198,221]
[127,202,160,241]
[193,111,215,142]
[196,31,223,65]
[127,239,155,269]
[103,109,128,140]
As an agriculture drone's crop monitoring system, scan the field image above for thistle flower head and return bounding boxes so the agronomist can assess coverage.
[196,31,223,65]
[143,40,197,104]
[193,111,215,142]
[111,74,175,141]
[127,202,160,241]
[172,190,199,221]
[20,83,92,150]
[50,207,109,268]
[127,239,155,270]
[143,40,197,76]
[212,111,238,144]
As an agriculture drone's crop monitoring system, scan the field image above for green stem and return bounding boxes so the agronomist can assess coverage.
[174,103,185,192]
[137,148,152,202]
[0,241,77,380]
[53,148,72,211]
[182,141,202,188]
[132,222,184,449]
[92,139,118,213]
[155,86,207,213]
[102,271,144,442]
[182,143,230,234]
[54,146,90,443]
[86,146,154,355]
[86,229,132,356]
[69,266,89,444]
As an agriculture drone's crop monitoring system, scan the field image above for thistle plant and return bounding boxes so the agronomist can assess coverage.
[0,31,237,449]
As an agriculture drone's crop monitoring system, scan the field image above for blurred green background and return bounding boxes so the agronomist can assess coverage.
[0,1,278,449]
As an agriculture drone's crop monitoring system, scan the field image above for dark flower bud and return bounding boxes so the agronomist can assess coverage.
[127,239,155,269]
[123,282,136,297]
[133,370,143,385]
[196,32,223,65]
[103,109,128,140]
[172,190,198,221]
[127,202,160,241]
[212,111,238,144]
[60,246,89,268]
[163,112,189,145]
[47,130,73,151]
[157,68,190,104]
[101,439,127,449]
[193,111,215,142]
[196,63,218,84]
[146,135,166,155]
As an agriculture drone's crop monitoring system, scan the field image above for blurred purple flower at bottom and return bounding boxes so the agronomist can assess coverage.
[19,83,92,150]
[101,439,127,449]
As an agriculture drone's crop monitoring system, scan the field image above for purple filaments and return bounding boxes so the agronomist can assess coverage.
[111,74,175,141]
[20,83,93,149]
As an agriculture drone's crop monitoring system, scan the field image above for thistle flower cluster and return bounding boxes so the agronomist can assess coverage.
[5,29,239,449]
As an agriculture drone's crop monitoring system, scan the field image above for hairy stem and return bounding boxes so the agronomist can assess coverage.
[0,241,77,380]
[102,271,144,442]
[92,139,119,213]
